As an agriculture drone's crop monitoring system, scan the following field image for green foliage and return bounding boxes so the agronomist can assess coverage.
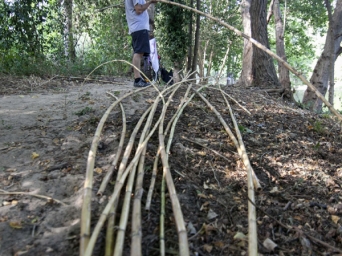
[156,0,190,67]
[0,0,335,82]
[74,106,94,116]
[313,120,324,134]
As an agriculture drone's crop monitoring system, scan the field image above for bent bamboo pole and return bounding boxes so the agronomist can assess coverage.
[80,87,148,255]
[157,0,342,121]
[220,88,258,255]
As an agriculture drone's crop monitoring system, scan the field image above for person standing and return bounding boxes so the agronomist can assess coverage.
[125,0,157,87]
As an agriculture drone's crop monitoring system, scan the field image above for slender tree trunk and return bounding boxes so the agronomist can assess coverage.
[266,0,275,24]
[273,0,292,99]
[64,0,75,61]
[186,0,193,72]
[240,0,253,86]
[148,3,156,35]
[302,0,342,112]
[198,40,209,82]
[190,0,200,80]
[173,61,182,83]
[250,0,280,88]
[205,49,214,83]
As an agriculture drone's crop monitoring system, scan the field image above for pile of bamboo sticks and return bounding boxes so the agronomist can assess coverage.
[79,75,261,256]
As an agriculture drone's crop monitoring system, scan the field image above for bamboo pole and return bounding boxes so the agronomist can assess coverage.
[145,80,193,210]
[220,88,258,255]
[83,83,177,256]
[157,0,342,122]
[118,92,158,256]
[98,92,127,196]
[109,105,152,256]
[192,88,261,191]
[80,87,148,255]
[0,190,66,206]
[158,102,190,256]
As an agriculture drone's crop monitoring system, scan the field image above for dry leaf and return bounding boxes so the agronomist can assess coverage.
[203,244,213,253]
[213,241,225,249]
[187,222,197,235]
[263,238,278,251]
[31,152,39,160]
[207,208,219,220]
[331,215,340,224]
[95,167,103,174]
[234,231,247,240]
[3,201,11,206]
[9,221,22,229]
[270,187,279,193]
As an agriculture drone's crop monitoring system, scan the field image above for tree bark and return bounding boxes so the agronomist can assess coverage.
[64,0,76,62]
[148,3,156,37]
[190,0,200,80]
[326,0,335,106]
[273,0,292,99]
[302,0,342,112]
[250,0,280,88]
[240,0,280,88]
[240,0,253,87]
[186,0,193,73]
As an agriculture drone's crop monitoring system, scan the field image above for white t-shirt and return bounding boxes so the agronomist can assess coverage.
[125,0,150,34]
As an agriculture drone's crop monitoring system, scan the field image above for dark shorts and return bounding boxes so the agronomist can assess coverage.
[131,29,150,56]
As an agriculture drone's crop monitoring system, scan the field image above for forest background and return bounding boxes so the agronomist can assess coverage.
[0,0,341,111]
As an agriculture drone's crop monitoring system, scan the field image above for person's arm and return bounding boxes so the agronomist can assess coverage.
[134,0,157,15]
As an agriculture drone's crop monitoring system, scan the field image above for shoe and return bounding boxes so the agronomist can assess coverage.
[134,79,151,87]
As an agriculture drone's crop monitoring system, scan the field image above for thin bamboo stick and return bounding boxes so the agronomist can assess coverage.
[80,87,147,255]
[114,87,158,256]
[84,83,177,256]
[211,88,252,115]
[192,88,261,191]
[157,0,342,121]
[145,76,193,211]
[160,172,166,256]
[108,106,152,256]
[130,107,156,256]
[220,88,258,255]
[0,191,66,206]
[157,90,190,256]
[98,92,127,196]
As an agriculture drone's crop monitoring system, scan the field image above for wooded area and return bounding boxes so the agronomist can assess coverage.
[1,0,341,112]
[1,1,342,256]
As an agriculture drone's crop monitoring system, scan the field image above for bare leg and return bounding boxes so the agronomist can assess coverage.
[132,53,143,79]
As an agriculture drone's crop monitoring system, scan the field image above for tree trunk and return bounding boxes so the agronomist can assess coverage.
[198,40,209,82]
[302,0,342,112]
[273,0,292,99]
[64,0,75,62]
[190,0,200,80]
[240,0,253,86]
[250,0,280,88]
[326,0,335,106]
[173,61,182,83]
[148,3,155,37]
[186,0,193,73]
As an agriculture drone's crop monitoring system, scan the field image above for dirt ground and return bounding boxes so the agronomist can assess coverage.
[0,75,342,256]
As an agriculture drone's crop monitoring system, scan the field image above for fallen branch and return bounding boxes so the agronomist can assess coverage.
[0,190,67,206]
